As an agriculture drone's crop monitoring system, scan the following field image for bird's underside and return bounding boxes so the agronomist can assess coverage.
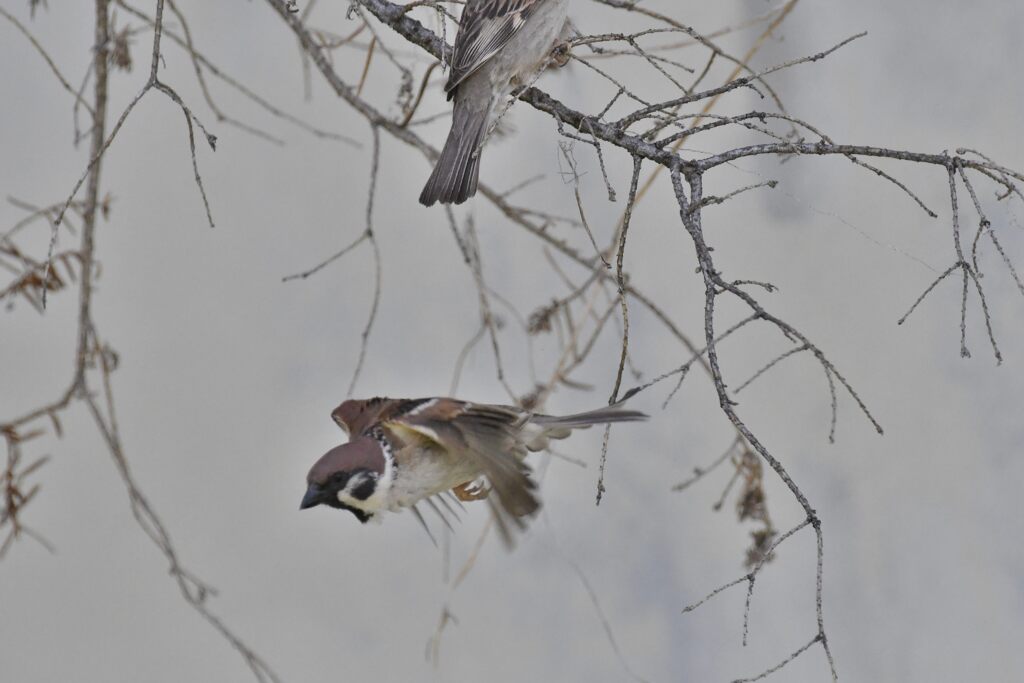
[304,395,647,547]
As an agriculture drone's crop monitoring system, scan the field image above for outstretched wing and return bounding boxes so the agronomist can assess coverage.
[331,397,390,438]
[445,0,544,98]
[331,397,439,439]
[379,398,539,543]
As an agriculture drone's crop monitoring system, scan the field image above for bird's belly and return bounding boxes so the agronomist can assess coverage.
[387,451,481,510]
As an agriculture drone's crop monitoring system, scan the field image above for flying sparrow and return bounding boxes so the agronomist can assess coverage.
[419,0,571,207]
[300,396,646,544]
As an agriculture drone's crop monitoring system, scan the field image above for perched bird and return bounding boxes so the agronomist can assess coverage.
[419,0,571,207]
[300,396,646,544]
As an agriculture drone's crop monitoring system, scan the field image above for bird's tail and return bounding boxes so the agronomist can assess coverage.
[419,98,491,207]
[525,400,648,451]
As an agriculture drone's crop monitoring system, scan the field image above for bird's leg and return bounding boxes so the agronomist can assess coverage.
[550,18,576,68]
[452,480,490,502]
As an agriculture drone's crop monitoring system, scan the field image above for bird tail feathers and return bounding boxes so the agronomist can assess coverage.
[531,401,649,430]
[419,99,491,206]
[525,400,648,451]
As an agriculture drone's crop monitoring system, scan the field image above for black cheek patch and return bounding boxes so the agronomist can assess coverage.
[350,476,377,501]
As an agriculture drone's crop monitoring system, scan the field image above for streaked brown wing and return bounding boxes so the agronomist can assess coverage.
[380,399,539,526]
[445,0,543,97]
[331,397,394,437]
[332,397,443,438]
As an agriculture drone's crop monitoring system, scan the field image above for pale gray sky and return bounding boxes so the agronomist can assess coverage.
[2,1,1022,682]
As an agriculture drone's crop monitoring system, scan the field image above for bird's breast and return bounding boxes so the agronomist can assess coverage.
[388,446,483,510]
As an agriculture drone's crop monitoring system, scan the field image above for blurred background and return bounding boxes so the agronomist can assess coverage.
[2,1,1022,681]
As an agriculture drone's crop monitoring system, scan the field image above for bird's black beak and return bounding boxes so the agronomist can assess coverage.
[300,484,324,510]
